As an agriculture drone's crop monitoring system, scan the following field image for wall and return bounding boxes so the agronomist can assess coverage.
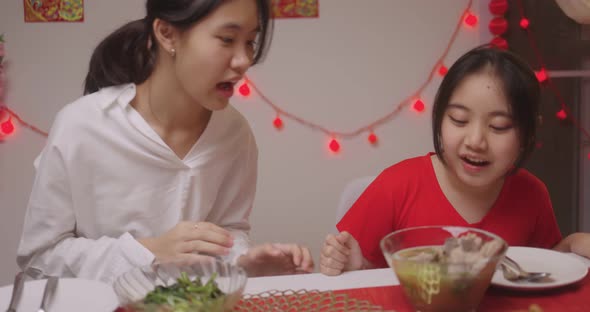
[0,0,485,285]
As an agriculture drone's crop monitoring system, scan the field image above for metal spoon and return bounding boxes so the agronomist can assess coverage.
[500,256,551,282]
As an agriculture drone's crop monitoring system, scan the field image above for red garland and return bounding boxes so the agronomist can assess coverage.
[488,0,508,15]
[488,0,509,50]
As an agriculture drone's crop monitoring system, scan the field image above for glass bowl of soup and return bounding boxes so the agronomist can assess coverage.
[380,226,507,312]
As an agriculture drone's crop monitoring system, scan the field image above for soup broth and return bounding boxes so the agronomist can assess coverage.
[388,235,503,312]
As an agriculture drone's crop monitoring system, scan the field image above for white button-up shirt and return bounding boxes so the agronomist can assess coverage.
[17,84,257,284]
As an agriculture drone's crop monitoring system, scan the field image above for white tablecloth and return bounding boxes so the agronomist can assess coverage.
[244,268,396,294]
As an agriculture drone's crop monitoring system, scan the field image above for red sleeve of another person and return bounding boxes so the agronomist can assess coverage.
[336,172,396,268]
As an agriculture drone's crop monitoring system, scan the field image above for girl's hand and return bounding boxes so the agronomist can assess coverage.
[320,231,363,276]
[237,243,314,277]
[138,221,234,265]
[568,232,590,258]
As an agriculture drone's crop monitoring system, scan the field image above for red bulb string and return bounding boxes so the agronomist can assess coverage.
[515,0,590,144]
[0,106,48,137]
[244,0,474,140]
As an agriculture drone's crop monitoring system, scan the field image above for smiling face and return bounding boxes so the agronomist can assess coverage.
[173,0,260,111]
[439,69,521,189]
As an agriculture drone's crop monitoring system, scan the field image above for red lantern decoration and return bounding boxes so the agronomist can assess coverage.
[489,17,508,36]
[520,18,530,29]
[490,37,508,50]
[488,0,508,15]
[329,138,340,153]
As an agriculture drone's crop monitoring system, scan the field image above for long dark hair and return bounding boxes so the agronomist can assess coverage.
[83,0,273,95]
[432,45,540,171]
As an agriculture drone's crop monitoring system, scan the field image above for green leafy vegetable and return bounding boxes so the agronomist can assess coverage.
[120,272,226,312]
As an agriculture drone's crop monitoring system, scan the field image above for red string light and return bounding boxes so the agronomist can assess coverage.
[535,68,547,82]
[238,82,251,97]
[1,116,14,135]
[0,106,47,137]
[329,138,340,153]
[413,99,426,112]
[1,0,587,159]
[2,0,477,150]
[273,116,283,130]
[515,0,590,158]
[244,0,476,151]
[464,12,478,27]
[368,132,378,145]
[556,109,567,121]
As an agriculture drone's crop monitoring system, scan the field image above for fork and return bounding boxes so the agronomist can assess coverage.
[5,272,25,312]
[38,276,59,312]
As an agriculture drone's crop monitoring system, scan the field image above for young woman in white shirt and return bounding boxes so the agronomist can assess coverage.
[17,0,314,283]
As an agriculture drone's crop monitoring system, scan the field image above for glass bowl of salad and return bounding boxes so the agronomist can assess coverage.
[380,226,507,312]
[112,256,247,312]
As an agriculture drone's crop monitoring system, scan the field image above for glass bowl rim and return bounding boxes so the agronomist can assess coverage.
[380,225,508,263]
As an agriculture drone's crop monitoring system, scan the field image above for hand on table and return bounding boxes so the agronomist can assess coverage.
[238,243,314,277]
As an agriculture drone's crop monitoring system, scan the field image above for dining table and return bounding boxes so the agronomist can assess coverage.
[242,252,590,311]
[0,253,588,311]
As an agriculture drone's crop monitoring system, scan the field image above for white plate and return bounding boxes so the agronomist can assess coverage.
[491,246,589,291]
[0,278,119,312]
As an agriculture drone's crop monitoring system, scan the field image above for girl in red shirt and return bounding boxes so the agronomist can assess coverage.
[320,46,590,275]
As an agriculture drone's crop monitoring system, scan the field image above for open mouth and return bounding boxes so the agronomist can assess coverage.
[461,156,490,167]
[216,81,234,91]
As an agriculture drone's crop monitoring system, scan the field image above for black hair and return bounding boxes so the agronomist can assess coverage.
[83,0,272,94]
[432,45,540,171]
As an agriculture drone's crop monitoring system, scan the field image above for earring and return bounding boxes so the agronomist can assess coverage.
[170,48,176,57]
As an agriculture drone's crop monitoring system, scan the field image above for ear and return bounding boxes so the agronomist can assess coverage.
[152,18,179,57]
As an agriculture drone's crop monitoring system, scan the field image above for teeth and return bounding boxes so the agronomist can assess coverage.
[463,157,489,166]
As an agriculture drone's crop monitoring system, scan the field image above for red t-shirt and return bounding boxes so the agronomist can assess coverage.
[337,153,562,268]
